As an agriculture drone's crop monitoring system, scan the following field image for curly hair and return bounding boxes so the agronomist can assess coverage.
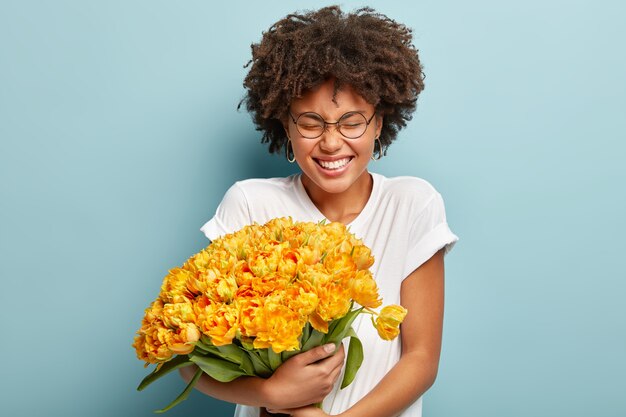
[240,5,425,154]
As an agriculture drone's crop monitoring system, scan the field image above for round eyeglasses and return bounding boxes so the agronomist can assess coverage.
[288,110,376,139]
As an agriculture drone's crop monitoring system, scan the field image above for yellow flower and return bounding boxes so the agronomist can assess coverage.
[160,268,192,303]
[198,303,239,346]
[162,301,196,329]
[349,270,382,308]
[236,297,264,337]
[308,312,329,333]
[134,314,201,364]
[133,322,173,364]
[168,323,201,355]
[253,299,304,353]
[323,252,357,282]
[248,247,282,277]
[135,217,398,368]
[232,260,255,287]
[323,221,348,241]
[314,281,352,323]
[374,304,408,340]
[277,249,300,278]
[186,249,212,273]
[216,274,238,303]
[285,280,319,317]
[298,245,323,266]
[351,245,375,270]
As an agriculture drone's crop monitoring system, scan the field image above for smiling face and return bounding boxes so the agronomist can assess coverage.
[285,79,382,201]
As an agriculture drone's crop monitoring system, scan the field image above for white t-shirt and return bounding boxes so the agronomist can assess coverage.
[200,172,458,417]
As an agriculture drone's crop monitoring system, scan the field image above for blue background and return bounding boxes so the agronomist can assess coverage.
[1,1,625,416]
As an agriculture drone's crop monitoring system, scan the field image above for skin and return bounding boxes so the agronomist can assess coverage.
[181,78,446,416]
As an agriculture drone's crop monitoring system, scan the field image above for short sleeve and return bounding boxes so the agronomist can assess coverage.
[200,183,251,241]
[403,191,458,278]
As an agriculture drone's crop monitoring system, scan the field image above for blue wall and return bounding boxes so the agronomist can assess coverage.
[1,1,624,416]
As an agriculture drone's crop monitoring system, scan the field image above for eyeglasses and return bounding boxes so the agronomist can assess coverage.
[288,110,376,139]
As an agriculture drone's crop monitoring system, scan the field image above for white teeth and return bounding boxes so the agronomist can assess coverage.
[318,158,351,170]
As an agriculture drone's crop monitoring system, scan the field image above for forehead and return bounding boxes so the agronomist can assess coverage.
[290,79,373,115]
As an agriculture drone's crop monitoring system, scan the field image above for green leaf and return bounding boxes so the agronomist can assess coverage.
[189,354,246,382]
[301,322,312,343]
[340,329,363,389]
[137,355,192,391]
[216,344,247,365]
[257,349,270,366]
[280,348,301,362]
[247,350,273,378]
[324,308,363,345]
[195,339,217,353]
[154,367,203,413]
[268,348,283,371]
[238,351,255,376]
[301,328,326,352]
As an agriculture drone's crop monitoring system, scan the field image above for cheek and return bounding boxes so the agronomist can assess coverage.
[360,139,376,156]
[291,140,314,159]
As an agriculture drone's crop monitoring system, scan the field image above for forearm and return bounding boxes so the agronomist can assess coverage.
[339,351,439,417]
[178,342,344,410]
[179,365,271,408]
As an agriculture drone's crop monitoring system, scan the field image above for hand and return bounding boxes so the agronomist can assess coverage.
[266,405,330,417]
[263,343,345,409]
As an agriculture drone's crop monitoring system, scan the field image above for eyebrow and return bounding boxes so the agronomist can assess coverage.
[296,109,368,116]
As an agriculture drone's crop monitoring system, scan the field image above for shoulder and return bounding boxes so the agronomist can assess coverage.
[231,175,298,194]
[221,176,298,202]
[374,173,442,213]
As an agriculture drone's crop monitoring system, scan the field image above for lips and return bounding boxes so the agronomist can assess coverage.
[315,157,353,170]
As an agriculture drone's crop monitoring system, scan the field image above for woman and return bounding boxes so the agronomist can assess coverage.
[181,6,458,417]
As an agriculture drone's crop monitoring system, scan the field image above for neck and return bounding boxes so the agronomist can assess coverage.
[301,171,373,224]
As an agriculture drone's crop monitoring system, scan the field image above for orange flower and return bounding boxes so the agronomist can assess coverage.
[248,247,282,277]
[284,280,319,317]
[133,321,173,364]
[135,217,398,368]
[236,297,264,337]
[134,316,200,363]
[314,281,352,323]
[253,299,304,353]
[250,272,288,296]
[232,260,255,287]
[198,303,238,346]
[168,323,201,355]
[277,249,300,278]
[323,253,357,282]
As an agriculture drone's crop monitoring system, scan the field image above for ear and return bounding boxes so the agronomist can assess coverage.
[281,117,291,140]
[375,115,383,138]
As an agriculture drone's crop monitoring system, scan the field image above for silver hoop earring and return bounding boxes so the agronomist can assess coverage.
[286,140,296,163]
[371,138,384,161]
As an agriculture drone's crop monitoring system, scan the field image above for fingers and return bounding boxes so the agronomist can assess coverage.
[297,343,337,365]
[319,344,345,369]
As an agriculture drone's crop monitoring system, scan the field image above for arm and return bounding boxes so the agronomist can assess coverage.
[179,343,346,409]
[270,248,446,417]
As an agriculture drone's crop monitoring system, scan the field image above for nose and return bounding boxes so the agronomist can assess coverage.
[318,125,344,153]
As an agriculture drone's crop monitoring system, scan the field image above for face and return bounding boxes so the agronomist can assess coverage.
[285,79,382,198]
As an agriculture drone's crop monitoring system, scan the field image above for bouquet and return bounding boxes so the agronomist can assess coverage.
[133,217,407,412]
